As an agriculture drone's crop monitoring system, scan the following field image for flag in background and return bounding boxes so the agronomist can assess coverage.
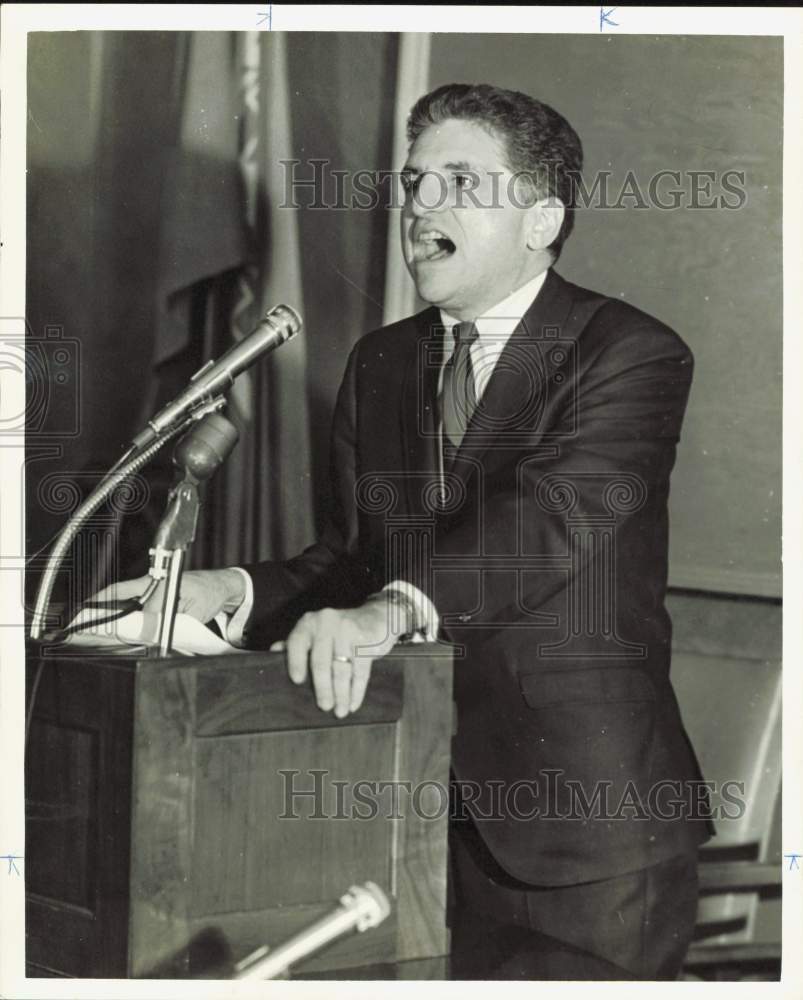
[228,30,261,426]
[146,30,314,570]
[152,32,249,371]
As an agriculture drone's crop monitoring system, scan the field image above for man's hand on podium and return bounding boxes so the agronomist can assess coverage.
[90,568,246,623]
[271,597,405,719]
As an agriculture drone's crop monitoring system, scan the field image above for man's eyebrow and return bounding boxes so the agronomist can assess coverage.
[400,161,481,174]
[444,160,478,172]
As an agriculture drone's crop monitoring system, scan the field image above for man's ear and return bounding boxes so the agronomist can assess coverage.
[526,197,565,251]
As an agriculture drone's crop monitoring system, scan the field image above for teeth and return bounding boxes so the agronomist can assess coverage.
[418,230,447,242]
[412,238,454,263]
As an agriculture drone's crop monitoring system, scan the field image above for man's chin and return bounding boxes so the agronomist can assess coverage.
[411,263,462,309]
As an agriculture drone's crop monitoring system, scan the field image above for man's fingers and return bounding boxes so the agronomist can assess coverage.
[309,630,335,712]
[90,576,150,605]
[349,657,373,714]
[332,646,355,719]
[286,623,312,686]
[282,609,379,718]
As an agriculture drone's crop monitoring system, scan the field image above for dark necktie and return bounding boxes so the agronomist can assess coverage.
[442,321,479,453]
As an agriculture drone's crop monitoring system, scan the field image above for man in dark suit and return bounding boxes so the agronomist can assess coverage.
[102,83,711,979]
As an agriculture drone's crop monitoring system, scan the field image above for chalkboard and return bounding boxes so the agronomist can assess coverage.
[427,34,782,597]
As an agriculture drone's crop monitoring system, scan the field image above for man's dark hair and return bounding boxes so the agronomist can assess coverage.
[406,83,583,261]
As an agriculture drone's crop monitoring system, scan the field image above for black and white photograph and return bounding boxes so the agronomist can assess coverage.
[0,4,800,996]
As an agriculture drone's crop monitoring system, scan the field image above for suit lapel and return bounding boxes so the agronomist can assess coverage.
[451,269,576,481]
[400,306,444,515]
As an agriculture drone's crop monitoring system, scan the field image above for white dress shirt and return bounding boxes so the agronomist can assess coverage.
[227,268,550,647]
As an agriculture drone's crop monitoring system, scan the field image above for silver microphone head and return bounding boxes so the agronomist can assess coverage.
[262,304,302,343]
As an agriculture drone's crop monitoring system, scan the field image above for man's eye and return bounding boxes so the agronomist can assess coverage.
[400,174,418,194]
[454,174,475,190]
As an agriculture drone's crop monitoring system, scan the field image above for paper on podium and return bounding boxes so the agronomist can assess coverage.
[64,606,247,657]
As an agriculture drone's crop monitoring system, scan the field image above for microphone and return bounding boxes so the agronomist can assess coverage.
[132,304,302,449]
[233,882,391,980]
[172,411,240,485]
[150,412,239,555]
[149,412,241,655]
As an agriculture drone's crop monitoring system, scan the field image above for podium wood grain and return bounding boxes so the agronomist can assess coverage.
[25,644,453,978]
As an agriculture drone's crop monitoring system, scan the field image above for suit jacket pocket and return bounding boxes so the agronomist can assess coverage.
[515,667,658,806]
[519,666,656,709]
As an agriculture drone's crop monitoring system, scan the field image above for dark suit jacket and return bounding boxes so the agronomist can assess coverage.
[244,268,713,886]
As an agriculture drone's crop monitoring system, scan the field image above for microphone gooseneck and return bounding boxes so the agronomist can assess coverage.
[29,426,184,639]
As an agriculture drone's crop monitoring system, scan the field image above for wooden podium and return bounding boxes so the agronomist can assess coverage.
[25,644,453,979]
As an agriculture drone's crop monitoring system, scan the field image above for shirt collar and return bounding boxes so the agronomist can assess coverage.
[439,268,550,341]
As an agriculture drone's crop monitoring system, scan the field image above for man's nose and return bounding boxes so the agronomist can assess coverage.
[409,171,448,216]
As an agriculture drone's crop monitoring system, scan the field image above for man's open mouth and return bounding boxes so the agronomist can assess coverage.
[411,230,457,263]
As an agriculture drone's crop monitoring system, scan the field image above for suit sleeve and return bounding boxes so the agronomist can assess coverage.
[241,342,380,647]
